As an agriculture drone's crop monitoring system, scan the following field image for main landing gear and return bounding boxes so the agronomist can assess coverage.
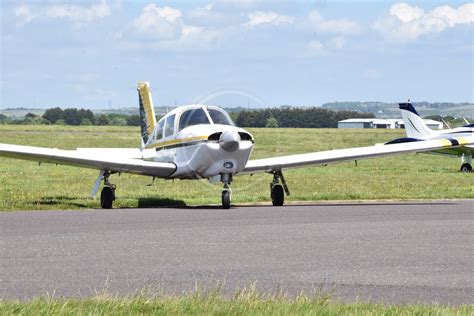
[460,154,472,173]
[270,170,290,206]
[221,173,232,209]
[100,171,116,209]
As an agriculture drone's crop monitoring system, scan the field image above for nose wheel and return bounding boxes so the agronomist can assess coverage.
[222,186,231,209]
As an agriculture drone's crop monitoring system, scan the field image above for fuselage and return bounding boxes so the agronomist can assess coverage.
[142,105,254,179]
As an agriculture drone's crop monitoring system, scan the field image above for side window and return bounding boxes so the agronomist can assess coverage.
[178,108,210,131]
[155,119,164,140]
[164,115,175,138]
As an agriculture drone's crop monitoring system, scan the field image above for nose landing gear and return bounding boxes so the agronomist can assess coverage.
[270,170,290,206]
[221,173,232,209]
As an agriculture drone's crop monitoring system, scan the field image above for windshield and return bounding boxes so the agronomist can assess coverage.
[208,108,233,126]
[178,108,210,131]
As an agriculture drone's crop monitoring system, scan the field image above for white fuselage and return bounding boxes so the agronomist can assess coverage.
[142,105,255,180]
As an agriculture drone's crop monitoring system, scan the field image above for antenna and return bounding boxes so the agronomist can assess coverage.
[441,118,451,129]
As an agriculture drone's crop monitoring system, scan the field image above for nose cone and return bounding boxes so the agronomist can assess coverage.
[219,130,241,152]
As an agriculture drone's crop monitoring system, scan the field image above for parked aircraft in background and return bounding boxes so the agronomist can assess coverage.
[392,102,473,172]
[1,83,472,209]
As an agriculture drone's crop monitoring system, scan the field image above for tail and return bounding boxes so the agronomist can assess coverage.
[399,102,434,139]
[137,82,157,148]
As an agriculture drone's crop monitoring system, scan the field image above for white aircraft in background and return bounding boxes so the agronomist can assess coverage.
[392,102,473,172]
[0,82,472,209]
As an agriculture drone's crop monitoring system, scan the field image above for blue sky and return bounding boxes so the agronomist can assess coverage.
[1,0,473,109]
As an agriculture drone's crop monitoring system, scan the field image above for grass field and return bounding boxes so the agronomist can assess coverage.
[1,290,472,315]
[0,125,473,210]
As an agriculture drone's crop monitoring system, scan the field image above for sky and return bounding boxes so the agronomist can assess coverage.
[1,0,473,109]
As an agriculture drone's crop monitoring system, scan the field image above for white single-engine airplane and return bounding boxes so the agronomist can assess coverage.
[0,82,472,209]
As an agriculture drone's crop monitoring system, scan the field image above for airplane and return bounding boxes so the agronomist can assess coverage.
[393,102,473,173]
[0,82,472,209]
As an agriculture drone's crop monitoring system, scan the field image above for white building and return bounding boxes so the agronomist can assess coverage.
[338,118,443,129]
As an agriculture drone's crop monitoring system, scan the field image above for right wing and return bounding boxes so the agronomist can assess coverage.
[0,144,176,178]
[242,136,474,174]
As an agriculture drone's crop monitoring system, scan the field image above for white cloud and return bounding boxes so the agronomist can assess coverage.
[389,3,424,23]
[374,3,474,42]
[14,1,111,24]
[132,4,183,40]
[300,10,361,35]
[245,11,295,28]
[328,36,345,49]
[125,4,225,51]
[307,40,325,56]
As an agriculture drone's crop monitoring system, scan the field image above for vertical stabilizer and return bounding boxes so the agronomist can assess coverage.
[137,82,157,147]
[399,103,434,139]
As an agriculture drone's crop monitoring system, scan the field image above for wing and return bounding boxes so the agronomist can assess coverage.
[242,136,474,174]
[0,144,176,178]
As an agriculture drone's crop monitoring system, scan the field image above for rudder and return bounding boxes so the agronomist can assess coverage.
[137,82,157,147]
[399,103,434,139]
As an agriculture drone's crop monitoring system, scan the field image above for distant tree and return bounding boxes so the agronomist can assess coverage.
[0,114,9,124]
[265,117,279,128]
[110,117,127,126]
[96,114,110,126]
[42,107,64,123]
[81,118,93,125]
[126,114,141,126]
[25,112,38,119]
[63,108,82,125]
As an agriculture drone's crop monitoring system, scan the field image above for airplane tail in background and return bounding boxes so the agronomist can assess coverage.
[137,82,157,148]
[399,103,434,139]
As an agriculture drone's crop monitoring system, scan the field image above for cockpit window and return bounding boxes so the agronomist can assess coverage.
[164,114,175,138]
[208,109,233,126]
[179,108,210,131]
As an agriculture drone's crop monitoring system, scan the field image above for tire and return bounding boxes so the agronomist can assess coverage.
[100,186,115,209]
[222,190,231,209]
[460,163,472,173]
[271,184,284,206]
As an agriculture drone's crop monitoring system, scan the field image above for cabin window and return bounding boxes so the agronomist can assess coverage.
[164,114,175,138]
[179,108,210,131]
[155,119,164,140]
[208,109,233,126]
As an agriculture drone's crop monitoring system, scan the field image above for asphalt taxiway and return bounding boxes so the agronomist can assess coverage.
[1,200,473,304]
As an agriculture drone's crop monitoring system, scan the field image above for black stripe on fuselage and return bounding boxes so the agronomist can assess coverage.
[447,138,459,146]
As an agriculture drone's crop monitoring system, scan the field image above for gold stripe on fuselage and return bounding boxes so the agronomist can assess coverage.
[145,135,209,150]
[438,139,452,147]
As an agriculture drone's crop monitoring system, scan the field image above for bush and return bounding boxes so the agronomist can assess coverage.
[265,117,279,128]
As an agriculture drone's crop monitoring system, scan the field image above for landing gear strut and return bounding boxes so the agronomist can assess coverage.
[460,154,472,173]
[270,170,290,206]
[100,171,116,209]
[221,173,232,209]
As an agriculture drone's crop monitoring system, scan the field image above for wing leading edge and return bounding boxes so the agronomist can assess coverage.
[0,144,176,178]
[242,136,474,174]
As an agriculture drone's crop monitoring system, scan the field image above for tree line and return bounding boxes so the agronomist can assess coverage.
[1,106,376,128]
[232,107,374,128]
[0,107,141,126]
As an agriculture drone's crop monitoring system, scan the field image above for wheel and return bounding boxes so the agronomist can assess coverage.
[271,184,284,206]
[222,189,231,209]
[100,186,115,209]
[460,163,472,173]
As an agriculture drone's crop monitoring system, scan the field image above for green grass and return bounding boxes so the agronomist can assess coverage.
[1,289,472,315]
[1,125,473,210]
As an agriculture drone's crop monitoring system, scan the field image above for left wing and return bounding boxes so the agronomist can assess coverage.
[0,144,176,178]
[242,136,474,174]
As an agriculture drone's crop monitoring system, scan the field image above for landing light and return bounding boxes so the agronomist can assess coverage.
[223,161,234,169]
